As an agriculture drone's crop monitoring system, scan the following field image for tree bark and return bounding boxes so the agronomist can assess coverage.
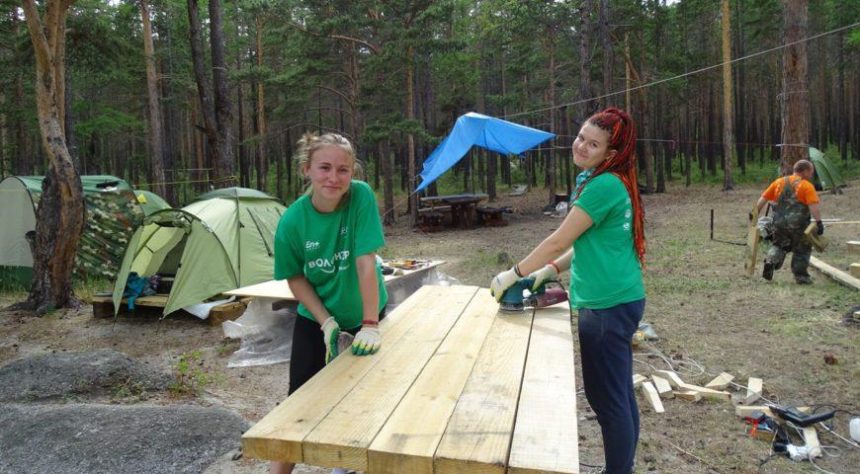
[780,0,810,174]
[208,0,234,185]
[720,0,734,190]
[406,46,417,225]
[255,15,267,192]
[21,0,85,314]
[187,0,219,187]
[598,0,613,106]
[141,0,167,198]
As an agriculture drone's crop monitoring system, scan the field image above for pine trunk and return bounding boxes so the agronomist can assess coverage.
[21,0,85,314]
[780,0,810,174]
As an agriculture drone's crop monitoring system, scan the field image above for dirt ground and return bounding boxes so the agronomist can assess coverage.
[1,177,859,474]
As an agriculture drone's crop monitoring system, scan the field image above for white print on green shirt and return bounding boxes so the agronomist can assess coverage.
[306,249,351,274]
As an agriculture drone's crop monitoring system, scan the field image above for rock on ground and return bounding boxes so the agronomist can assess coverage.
[0,403,249,474]
[0,349,171,401]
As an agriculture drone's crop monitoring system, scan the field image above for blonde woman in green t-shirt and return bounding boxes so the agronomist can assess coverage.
[491,108,645,474]
[271,133,388,474]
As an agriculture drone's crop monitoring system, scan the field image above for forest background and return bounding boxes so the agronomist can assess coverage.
[3,0,860,210]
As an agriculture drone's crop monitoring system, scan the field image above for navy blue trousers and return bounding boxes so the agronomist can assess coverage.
[577,299,645,474]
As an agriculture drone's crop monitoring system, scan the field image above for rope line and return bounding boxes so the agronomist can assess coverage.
[505,21,860,120]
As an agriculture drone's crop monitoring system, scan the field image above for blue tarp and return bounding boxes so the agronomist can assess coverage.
[415,112,555,192]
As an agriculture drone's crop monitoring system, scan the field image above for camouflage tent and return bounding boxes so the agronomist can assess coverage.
[0,175,145,286]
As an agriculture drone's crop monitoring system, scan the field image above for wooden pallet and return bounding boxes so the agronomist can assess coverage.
[91,293,250,326]
[91,294,168,318]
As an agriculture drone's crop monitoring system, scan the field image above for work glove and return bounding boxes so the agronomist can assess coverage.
[491,266,521,302]
[816,220,824,236]
[352,325,381,356]
[528,264,559,291]
[321,317,341,364]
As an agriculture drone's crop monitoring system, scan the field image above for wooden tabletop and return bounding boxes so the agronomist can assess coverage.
[241,284,579,474]
[223,261,445,300]
[420,193,489,205]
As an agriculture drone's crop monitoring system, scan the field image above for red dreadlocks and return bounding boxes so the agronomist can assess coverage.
[574,107,646,266]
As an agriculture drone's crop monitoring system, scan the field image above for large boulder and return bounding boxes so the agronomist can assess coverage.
[0,403,249,474]
[0,349,170,401]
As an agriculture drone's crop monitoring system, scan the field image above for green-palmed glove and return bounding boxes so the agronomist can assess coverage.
[321,317,341,364]
[352,326,381,356]
[528,264,559,291]
[490,267,520,302]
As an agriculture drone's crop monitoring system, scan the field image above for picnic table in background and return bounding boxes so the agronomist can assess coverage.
[241,285,579,474]
[419,193,489,229]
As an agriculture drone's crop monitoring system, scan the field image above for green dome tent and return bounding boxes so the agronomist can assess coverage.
[111,187,286,316]
[0,175,144,286]
[808,147,845,191]
[134,190,171,216]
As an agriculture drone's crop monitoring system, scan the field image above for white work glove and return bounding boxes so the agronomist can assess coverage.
[529,264,558,291]
[321,317,341,364]
[491,266,521,302]
[352,325,381,356]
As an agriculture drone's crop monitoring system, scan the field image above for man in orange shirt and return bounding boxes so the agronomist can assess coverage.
[752,159,823,284]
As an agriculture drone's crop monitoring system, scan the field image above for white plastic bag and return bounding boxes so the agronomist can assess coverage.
[223,298,296,368]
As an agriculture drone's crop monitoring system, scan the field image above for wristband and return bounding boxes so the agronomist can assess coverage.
[549,261,561,274]
[514,264,523,277]
[362,319,379,326]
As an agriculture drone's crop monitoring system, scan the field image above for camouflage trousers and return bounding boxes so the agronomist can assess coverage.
[765,225,811,278]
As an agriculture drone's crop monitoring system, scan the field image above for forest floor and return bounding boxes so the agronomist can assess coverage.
[1,178,859,474]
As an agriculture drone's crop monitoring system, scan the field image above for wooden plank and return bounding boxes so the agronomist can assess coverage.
[241,285,477,464]
[809,256,860,290]
[803,223,827,252]
[802,426,822,458]
[674,391,702,402]
[849,263,860,278]
[677,383,731,401]
[847,241,860,255]
[224,261,445,299]
[651,375,674,399]
[207,299,248,327]
[653,370,685,388]
[735,405,774,419]
[508,303,578,474]
[704,372,734,390]
[632,374,647,388]
[366,290,498,474]
[743,377,763,405]
[640,381,665,414]
[744,205,761,277]
[301,286,479,471]
[223,279,293,299]
[434,310,534,474]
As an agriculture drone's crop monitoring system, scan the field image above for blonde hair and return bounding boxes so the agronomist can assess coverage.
[295,132,365,180]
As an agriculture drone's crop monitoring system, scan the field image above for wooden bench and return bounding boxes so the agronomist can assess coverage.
[417,206,451,231]
[242,285,579,473]
[476,206,508,227]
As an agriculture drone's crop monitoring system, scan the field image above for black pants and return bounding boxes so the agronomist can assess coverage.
[288,310,385,395]
[577,299,645,474]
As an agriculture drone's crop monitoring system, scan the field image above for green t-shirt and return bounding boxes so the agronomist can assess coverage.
[569,172,645,310]
[273,180,388,329]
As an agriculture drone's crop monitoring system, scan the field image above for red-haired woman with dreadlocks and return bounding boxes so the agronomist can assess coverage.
[491,107,645,474]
